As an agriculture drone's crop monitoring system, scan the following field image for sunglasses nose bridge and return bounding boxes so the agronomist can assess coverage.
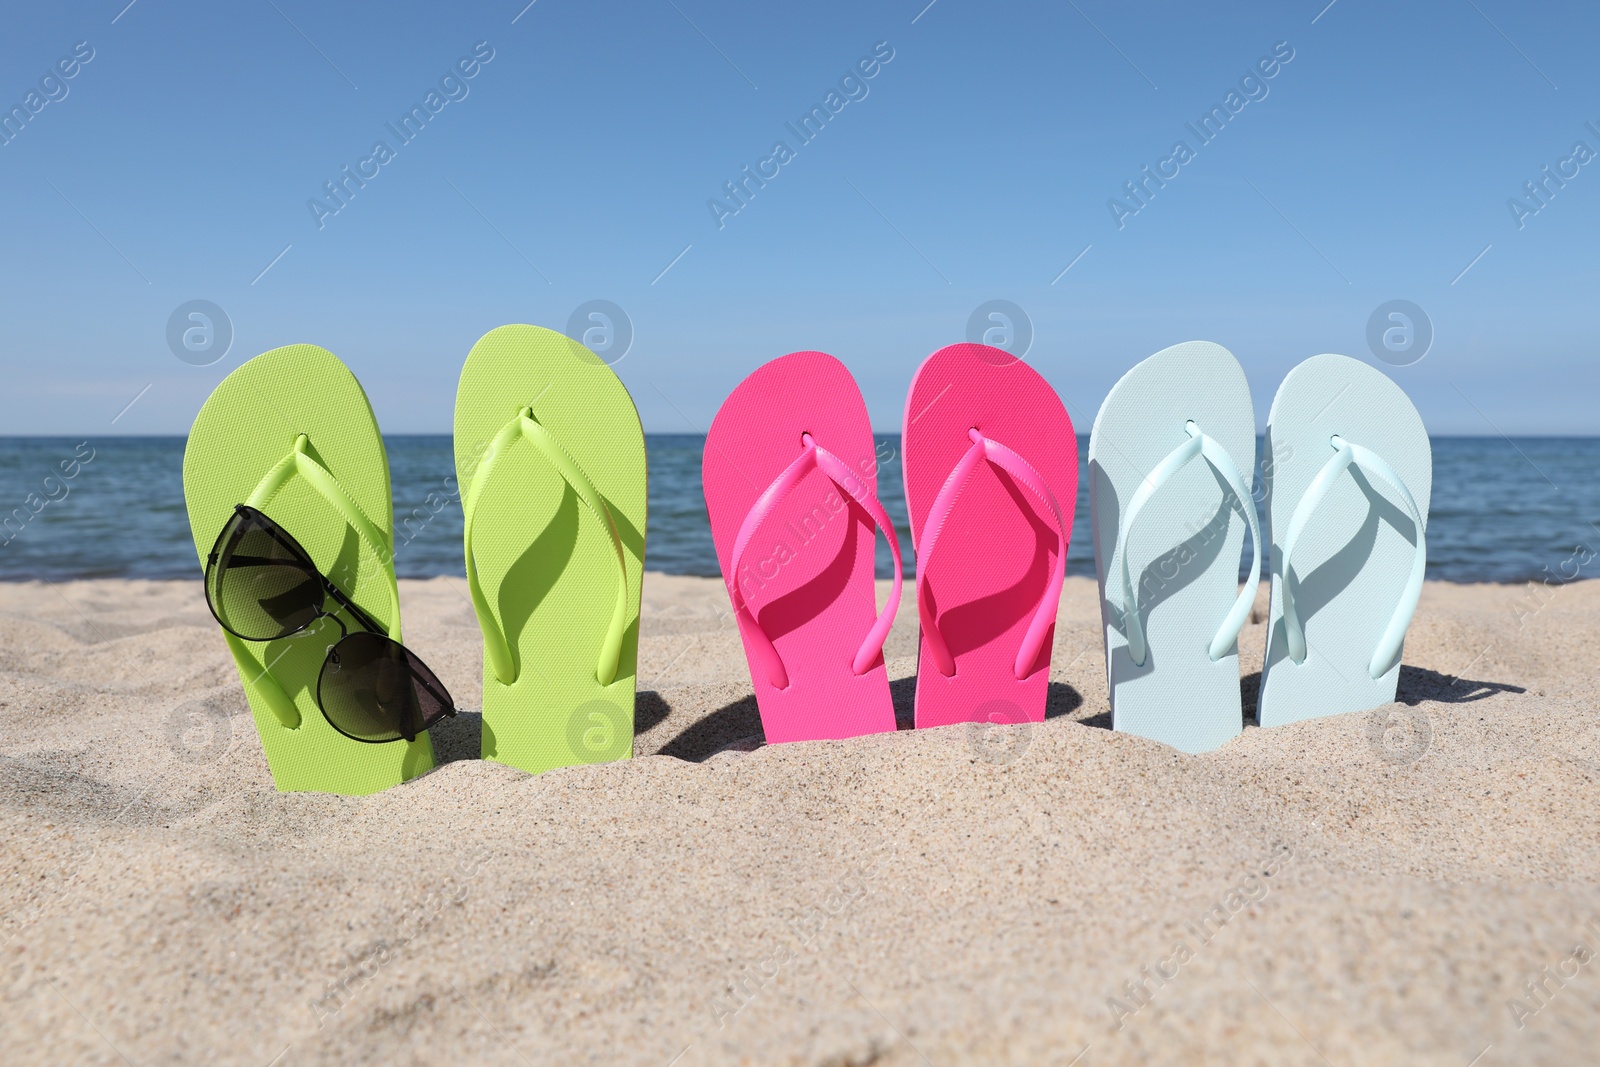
[318,610,350,642]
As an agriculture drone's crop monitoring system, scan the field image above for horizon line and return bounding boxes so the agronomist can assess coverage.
[4,432,1600,440]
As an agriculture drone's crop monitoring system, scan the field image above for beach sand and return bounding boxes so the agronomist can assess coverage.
[1,574,1597,1065]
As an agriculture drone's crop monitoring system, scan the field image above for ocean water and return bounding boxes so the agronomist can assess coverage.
[1,435,1596,584]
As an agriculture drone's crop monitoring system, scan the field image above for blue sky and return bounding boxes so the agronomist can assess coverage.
[2,0,1597,435]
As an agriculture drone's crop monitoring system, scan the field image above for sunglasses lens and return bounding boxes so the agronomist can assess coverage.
[317,632,453,744]
[206,510,323,640]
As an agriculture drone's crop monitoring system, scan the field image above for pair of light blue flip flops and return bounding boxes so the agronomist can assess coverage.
[1089,344,1431,754]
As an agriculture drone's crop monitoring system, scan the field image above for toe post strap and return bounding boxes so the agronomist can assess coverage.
[1113,422,1261,668]
[917,428,1068,680]
[464,407,632,687]
[1280,435,1426,679]
[728,435,902,691]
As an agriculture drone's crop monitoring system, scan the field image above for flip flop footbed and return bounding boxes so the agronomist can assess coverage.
[1089,341,1256,753]
[183,345,433,794]
[902,344,1078,729]
[454,325,646,775]
[1258,354,1430,727]
[703,351,895,743]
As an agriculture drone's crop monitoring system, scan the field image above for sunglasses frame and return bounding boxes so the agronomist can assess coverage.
[205,504,456,744]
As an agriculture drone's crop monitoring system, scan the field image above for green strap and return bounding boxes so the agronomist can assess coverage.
[464,407,630,687]
[234,434,400,729]
[222,631,300,729]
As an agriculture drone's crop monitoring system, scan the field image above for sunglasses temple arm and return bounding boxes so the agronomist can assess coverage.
[253,505,394,640]
[322,580,391,639]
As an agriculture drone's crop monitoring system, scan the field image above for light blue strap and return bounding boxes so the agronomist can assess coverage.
[1280,435,1426,679]
[1115,421,1261,667]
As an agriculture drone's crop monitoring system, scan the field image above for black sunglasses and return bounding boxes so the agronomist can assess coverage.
[204,504,456,744]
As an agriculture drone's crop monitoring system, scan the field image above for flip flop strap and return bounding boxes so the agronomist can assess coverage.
[728,435,903,691]
[238,433,401,729]
[1114,422,1261,668]
[916,428,1067,680]
[463,407,630,687]
[221,631,300,729]
[1280,435,1425,679]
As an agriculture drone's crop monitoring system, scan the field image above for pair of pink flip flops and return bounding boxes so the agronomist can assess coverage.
[703,344,1078,743]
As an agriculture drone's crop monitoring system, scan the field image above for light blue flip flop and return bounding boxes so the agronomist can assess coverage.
[1257,354,1431,727]
[1089,341,1261,753]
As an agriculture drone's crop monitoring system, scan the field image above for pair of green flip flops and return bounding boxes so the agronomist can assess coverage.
[183,326,646,795]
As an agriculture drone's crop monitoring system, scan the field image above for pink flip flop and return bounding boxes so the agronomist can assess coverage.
[902,343,1077,729]
[703,352,904,743]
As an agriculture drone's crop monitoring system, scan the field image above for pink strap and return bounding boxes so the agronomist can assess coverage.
[728,434,903,690]
[917,428,1068,679]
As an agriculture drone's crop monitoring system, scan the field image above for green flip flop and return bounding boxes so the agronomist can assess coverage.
[183,344,434,795]
[453,324,647,775]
